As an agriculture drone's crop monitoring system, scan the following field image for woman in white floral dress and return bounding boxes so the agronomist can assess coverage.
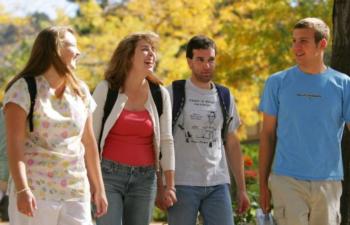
[3,26,108,225]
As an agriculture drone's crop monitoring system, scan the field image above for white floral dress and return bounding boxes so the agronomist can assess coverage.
[4,76,96,201]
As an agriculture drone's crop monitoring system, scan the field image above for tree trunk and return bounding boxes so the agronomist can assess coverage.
[331,1,350,224]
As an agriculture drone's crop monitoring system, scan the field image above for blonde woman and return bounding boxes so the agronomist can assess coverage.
[3,26,107,225]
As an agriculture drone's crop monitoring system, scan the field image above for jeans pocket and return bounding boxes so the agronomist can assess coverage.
[101,162,113,175]
[273,206,285,224]
[333,211,341,225]
[141,171,156,188]
[144,170,156,180]
[268,174,273,190]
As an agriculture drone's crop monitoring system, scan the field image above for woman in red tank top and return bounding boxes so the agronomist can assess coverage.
[93,32,176,225]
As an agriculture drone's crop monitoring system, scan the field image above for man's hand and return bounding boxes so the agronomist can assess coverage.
[259,183,271,214]
[155,186,177,210]
[236,190,250,214]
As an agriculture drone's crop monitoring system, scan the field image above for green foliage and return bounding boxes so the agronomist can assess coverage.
[233,142,259,224]
[152,207,167,222]
[0,1,333,139]
[0,1,335,223]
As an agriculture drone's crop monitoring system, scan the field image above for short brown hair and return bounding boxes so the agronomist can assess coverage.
[105,32,160,90]
[294,17,330,43]
[186,35,216,59]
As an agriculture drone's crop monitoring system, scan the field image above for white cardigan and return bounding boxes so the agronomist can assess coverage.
[92,80,175,171]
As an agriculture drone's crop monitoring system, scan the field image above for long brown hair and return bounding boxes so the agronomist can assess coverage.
[105,32,162,90]
[5,26,84,98]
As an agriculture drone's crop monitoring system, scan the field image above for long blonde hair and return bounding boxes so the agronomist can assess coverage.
[105,32,162,90]
[6,26,84,98]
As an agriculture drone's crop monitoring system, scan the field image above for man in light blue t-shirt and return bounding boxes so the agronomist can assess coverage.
[259,18,350,225]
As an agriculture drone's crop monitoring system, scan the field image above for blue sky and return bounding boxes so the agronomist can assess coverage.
[0,0,79,19]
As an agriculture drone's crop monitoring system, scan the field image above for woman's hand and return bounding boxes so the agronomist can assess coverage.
[155,186,167,210]
[17,188,37,217]
[92,190,108,218]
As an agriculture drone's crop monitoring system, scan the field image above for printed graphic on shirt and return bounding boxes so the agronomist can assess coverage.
[296,92,322,99]
[178,96,222,159]
[179,110,217,147]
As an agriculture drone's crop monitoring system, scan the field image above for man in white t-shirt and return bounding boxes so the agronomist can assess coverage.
[165,35,250,225]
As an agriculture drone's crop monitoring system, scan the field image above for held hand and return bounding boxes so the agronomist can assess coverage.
[92,191,108,218]
[155,186,167,211]
[17,189,37,217]
[162,187,177,208]
[259,183,271,214]
[236,190,250,214]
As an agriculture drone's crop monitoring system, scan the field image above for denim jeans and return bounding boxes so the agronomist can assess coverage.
[168,184,234,225]
[96,159,156,225]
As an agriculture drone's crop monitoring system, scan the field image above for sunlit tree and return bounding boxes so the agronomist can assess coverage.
[331,0,350,224]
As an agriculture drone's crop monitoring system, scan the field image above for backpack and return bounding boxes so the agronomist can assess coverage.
[171,79,232,143]
[0,76,37,133]
[0,76,37,181]
[24,77,37,132]
[98,80,163,150]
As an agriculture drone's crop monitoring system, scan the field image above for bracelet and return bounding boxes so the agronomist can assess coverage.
[16,187,30,194]
[165,187,176,193]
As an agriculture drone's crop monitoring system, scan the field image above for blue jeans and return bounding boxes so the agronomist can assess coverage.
[96,159,156,225]
[168,184,234,225]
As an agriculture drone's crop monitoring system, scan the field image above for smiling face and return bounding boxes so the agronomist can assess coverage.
[131,39,156,76]
[59,31,80,70]
[187,47,216,84]
[292,28,326,68]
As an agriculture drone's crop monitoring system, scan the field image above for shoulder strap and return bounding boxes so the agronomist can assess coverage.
[24,77,37,132]
[149,81,163,118]
[97,82,164,152]
[98,87,118,151]
[215,83,231,143]
[171,80,186,131]
[148,81,164,160]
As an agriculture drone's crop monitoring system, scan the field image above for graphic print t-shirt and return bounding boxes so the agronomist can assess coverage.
[168,79,240,186]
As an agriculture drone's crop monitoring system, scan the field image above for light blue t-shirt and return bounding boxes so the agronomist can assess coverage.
[259,66,350,180]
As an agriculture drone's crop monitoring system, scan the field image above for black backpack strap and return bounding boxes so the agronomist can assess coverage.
[215,83,231,144]
[172,80,186,132]
[148,81,164,160]
[98,87,118,152]
[149,81,163,118]
[24,77,37,132]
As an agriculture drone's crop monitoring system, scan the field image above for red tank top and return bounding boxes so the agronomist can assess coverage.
[102,109,155,166]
